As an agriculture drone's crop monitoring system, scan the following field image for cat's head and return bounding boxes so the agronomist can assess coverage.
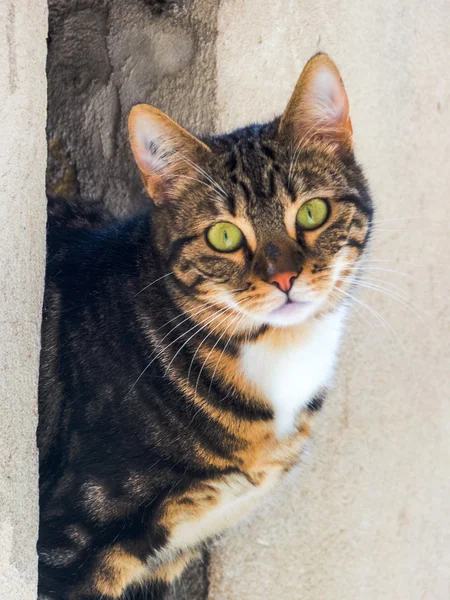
[129,54,372,330]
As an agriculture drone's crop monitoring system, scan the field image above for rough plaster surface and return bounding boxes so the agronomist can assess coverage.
[0,0,48,598]
[47,0,218,216]
[209,1,450,599]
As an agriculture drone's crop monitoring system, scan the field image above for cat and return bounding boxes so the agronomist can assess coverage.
[38,53,373,600]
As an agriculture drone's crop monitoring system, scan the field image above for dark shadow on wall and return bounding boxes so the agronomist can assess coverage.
[46,0,218,217]
[44,1,218,598]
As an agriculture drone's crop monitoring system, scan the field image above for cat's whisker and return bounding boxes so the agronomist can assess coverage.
[372,216,422,223]
[316,259,366,273]
[342,273,414,301]
[336,289,400,350]
[127,302,235,395]
[333,286,404,350]
[152,287,252,337]
[339,278,426,323]
[372,227,445,235]
[190,310,243,402]
[153,304,210,334]
[196,312,244,390]
[152,300,223,344]
[372,216,446,228]
[320,260,420,283]
[358,257,411,264]
[288,124,317,184]
[161,294,250,379]
[321,257,393,270]
[160,303,235,366]
[153,296,229,334]
[187,315,245,423]
[357,266,419,282]
[348,302,388,352]
[289,120,332,180]
[372,228,410,233]
[173,151,228,199]
[170,174,227,201]
[132,271,174,298]
[168,305,237,378]
[339,272,412,300]
[185,298,250,381]
[207,314,245,401]
[349,264,420,285]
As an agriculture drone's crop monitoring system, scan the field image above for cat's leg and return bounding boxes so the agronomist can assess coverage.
[108,550,200,600]
[39,543,150,600]
[61,548,197,600]
[150,549,201,586]
[38,506,202,600]
[90,546,151,598]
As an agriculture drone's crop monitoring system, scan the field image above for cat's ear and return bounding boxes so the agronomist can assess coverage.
[128,104,210,204]
[279,53,352,148]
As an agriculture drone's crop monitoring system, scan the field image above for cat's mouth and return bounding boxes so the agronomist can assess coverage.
[266,297,318,326]
[271,299,313,315]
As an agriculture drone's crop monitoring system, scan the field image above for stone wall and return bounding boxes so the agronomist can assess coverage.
[0,0,48,598]
[46,0,218,216]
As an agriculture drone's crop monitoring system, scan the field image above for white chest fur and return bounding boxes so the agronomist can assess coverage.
[165,470,281,555]
[239,309,346,437]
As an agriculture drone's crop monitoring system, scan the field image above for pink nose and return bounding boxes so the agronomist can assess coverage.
[268,271,297,293]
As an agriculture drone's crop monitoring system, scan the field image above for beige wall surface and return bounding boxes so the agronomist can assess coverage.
[0,0,48,598]
[210,1,450,599]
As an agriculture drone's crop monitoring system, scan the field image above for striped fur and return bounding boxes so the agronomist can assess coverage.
[38,54,373,599]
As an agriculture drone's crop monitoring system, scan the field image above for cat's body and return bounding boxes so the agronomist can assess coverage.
[39,205,323,598]
[38,54,372,599]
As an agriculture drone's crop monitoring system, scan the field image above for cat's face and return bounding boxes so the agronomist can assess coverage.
[129,54,372,331]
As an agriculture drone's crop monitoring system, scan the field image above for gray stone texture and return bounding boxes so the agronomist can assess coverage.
[0,0,48,599]
[46,0,218,216]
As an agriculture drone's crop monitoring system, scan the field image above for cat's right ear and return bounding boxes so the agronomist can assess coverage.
[279,53,353,149]
[128,105,210,204]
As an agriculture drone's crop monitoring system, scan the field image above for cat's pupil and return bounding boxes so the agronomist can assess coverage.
[224,231,228,242]
[307,207,313,221]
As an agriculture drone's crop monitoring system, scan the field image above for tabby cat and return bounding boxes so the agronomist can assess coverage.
[38,53,373,599]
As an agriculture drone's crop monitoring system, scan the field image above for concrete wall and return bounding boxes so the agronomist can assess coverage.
[0,0,48,599]
[209,2,450,599]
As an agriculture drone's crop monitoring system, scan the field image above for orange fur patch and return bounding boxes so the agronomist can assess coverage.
[95,548,148,597]
[151,551,200,583]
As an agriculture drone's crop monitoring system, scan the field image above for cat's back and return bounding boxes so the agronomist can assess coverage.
[45,197,148,282]
[38,199,152,461]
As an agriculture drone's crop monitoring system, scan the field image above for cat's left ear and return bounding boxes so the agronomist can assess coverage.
[128,104,210,204]
[279,53,353,148]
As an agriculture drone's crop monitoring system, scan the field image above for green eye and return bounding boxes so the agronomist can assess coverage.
[207,222,244,252]
[296,199,329,231]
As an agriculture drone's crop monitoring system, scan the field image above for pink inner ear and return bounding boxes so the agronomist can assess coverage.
[311,67,349,128]
[133,119,168,177]
[129,103,211,203]
[279,54,352,147]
